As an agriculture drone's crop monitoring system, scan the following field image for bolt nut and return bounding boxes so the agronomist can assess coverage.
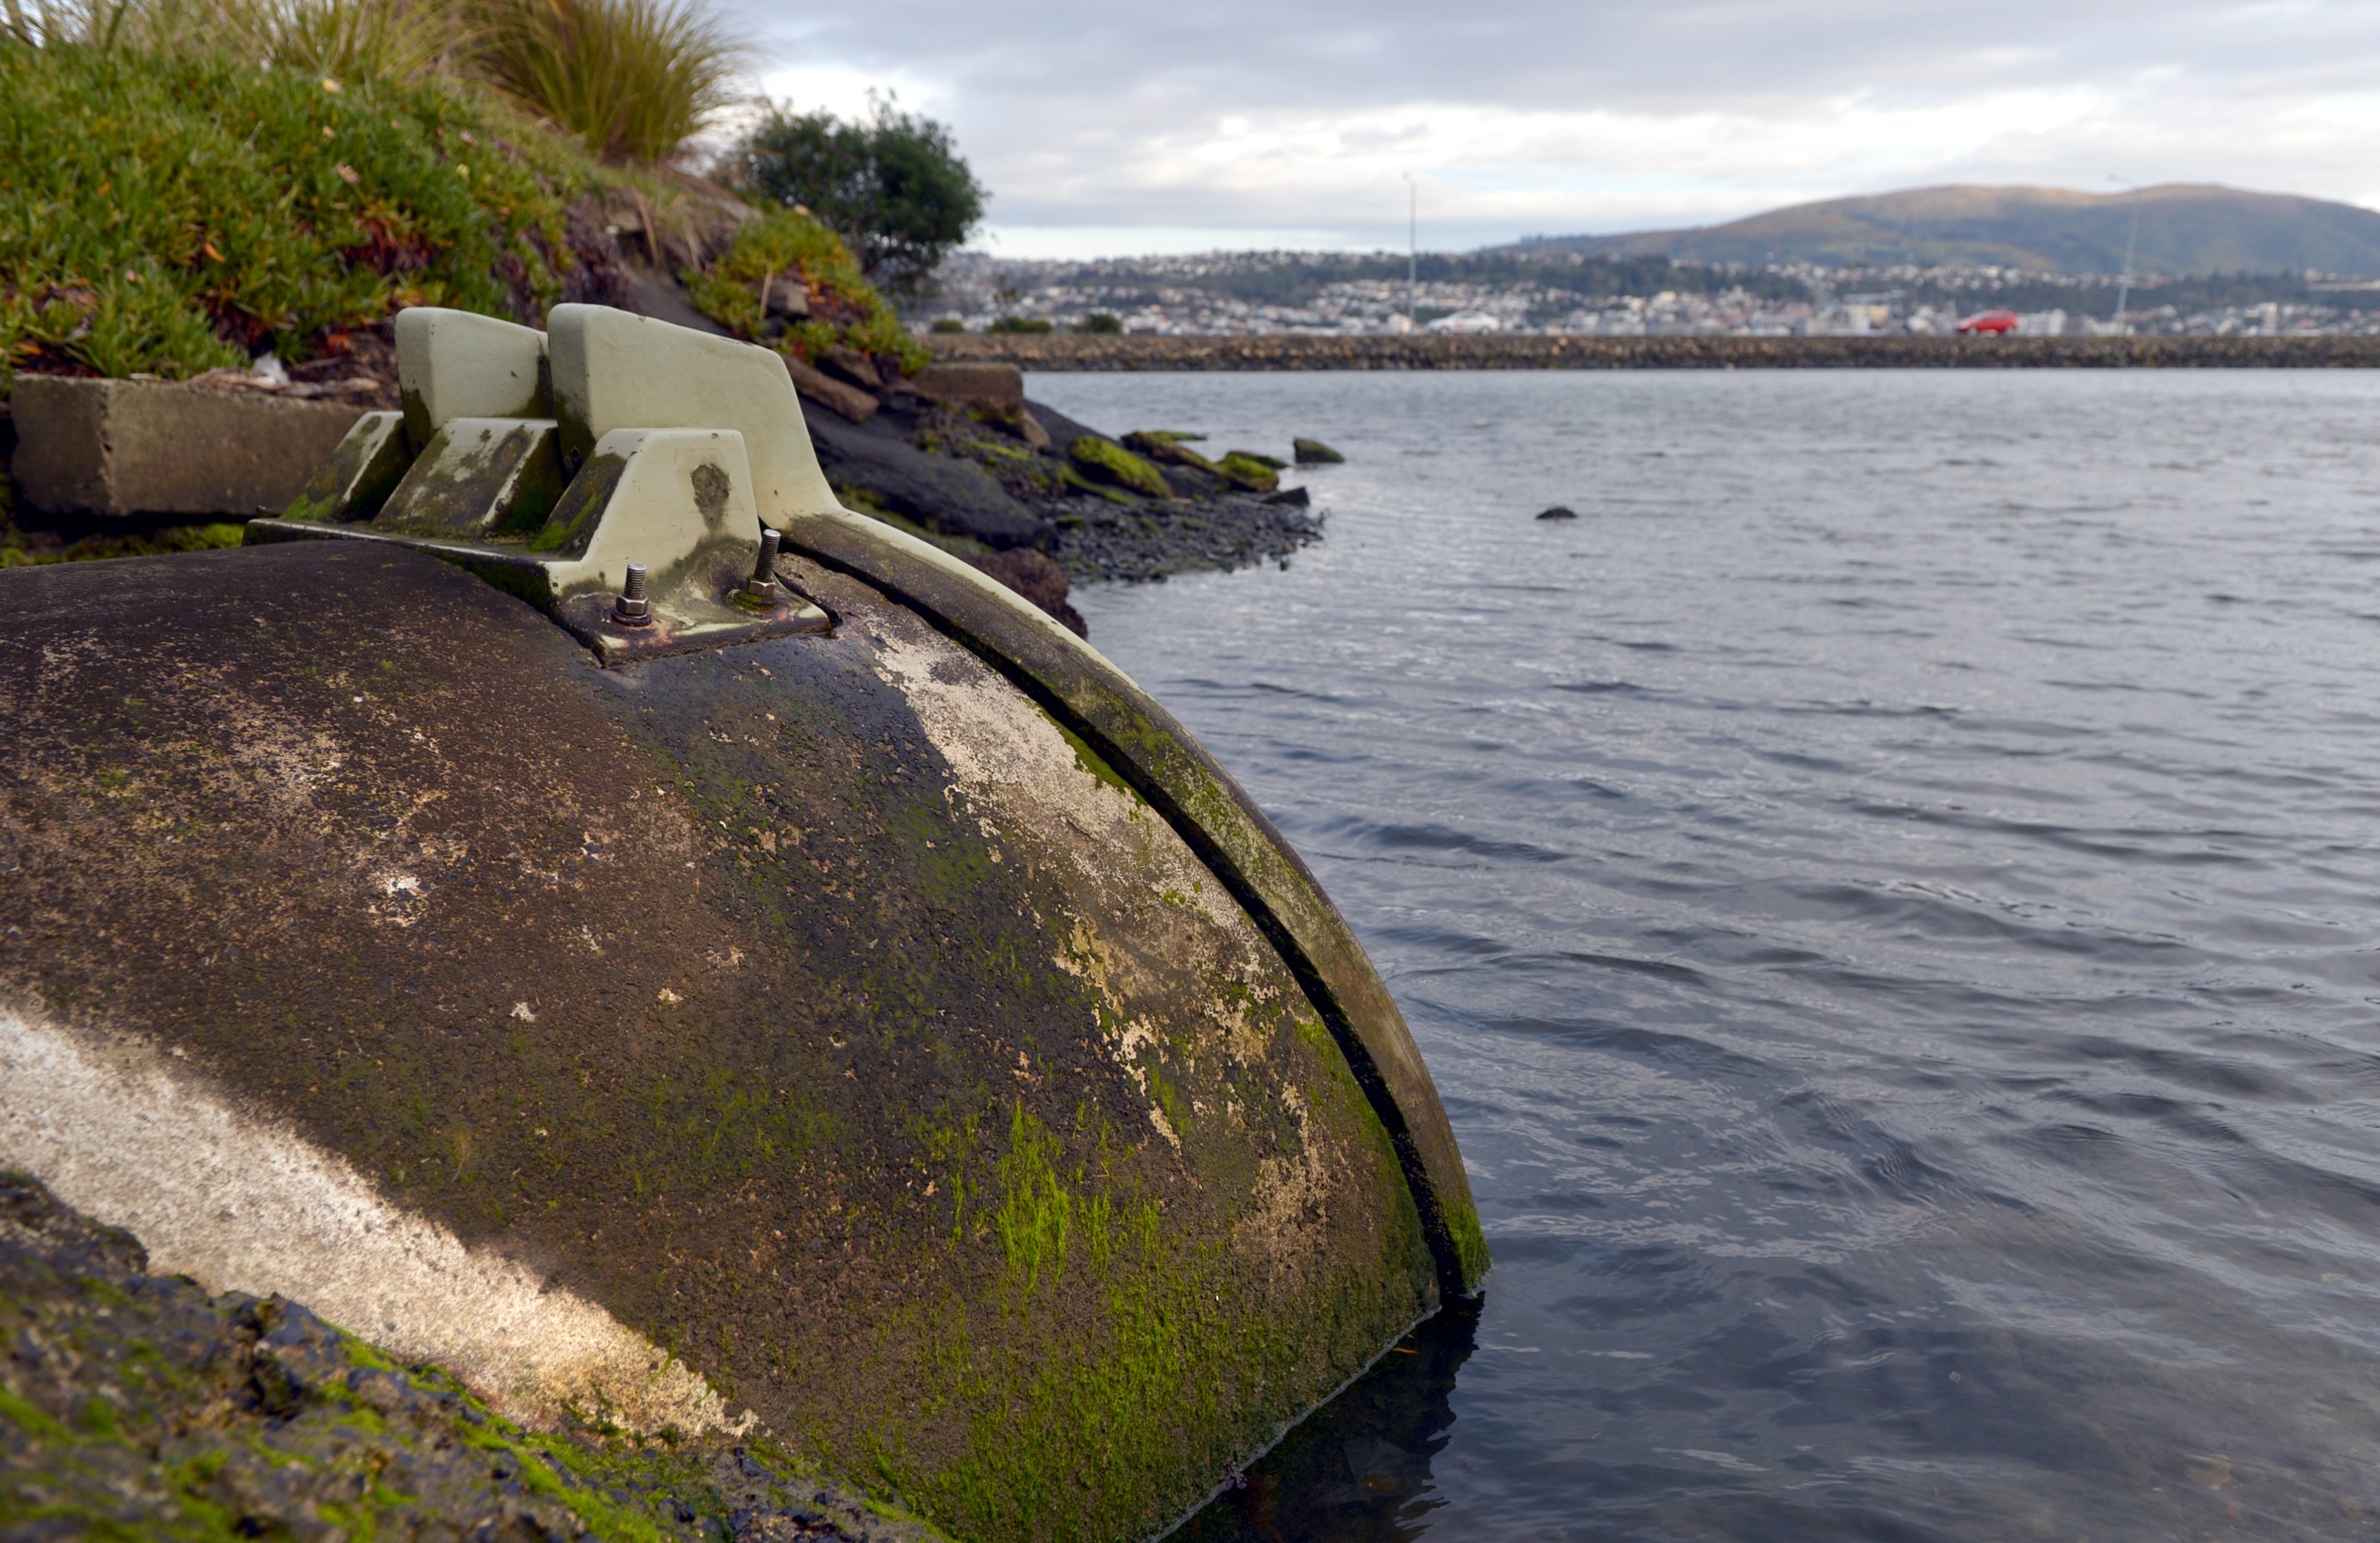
[612,562,653,627]
[737,528,782,608]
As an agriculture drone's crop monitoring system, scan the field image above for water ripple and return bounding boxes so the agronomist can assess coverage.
[1049,368,2380,1543]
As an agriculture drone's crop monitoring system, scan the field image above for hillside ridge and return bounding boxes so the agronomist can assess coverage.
[1504,184,2380,277]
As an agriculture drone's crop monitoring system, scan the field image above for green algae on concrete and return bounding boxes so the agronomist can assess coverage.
[778,510,1490,1306]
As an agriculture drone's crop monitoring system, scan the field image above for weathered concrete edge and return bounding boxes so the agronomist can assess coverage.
[780,509,1490,1297]
[1142,1297,1441,1543]
[8,375,369,516]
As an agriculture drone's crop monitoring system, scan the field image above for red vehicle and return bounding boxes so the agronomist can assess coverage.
[1956,310,2019,335]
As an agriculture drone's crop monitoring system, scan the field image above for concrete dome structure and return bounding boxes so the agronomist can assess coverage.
[0,308,1484,1543]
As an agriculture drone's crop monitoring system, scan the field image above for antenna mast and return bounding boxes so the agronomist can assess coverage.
[1404,173,1417,321]
[2111,177,2143,335]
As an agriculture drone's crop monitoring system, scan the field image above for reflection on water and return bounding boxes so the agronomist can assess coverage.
[1177,1303,1478,1543]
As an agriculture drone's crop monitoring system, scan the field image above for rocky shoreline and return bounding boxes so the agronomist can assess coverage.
[923,332,2380,370]
[795,367,1325,623]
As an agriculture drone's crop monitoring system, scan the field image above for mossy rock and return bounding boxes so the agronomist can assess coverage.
[1122,431,1222,477]
[1291,438,1344,464]
[1058,461,1141,505]
[1224,450,1287,471]
[1068,435,1171,499]
[1214,453,1280,495]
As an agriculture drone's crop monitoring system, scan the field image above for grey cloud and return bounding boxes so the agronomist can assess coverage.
[748,0,2380,112]
[727,0,2380,246]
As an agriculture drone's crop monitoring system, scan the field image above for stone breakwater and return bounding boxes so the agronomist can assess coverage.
[926,333,2380,371]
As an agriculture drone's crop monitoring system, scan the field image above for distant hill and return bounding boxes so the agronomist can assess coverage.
[1505,184,2380,277]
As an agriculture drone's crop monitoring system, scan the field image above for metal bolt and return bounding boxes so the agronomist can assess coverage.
[738,528,782,607]
[612,562,652,627]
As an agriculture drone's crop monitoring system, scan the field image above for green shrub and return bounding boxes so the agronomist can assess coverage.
[725,98,984,301]
[1073,312,1122,334]
[467,0,743,163]
[987,316,1051,334]
[683,208,926,374]
[0,46,587,383]
[929,317,964,333]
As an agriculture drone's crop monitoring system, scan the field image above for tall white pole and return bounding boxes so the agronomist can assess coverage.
[1404,173,1417,321]
[2111,175,2142,336]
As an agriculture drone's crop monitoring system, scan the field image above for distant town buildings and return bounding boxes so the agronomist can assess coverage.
[923,251,2380,338]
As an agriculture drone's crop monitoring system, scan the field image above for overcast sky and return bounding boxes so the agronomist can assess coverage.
[731,0,2380,259]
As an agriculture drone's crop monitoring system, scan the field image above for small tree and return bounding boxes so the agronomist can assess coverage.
[728,95,985,302]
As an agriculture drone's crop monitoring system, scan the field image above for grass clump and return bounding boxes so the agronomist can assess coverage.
[0,45,589,385]
[685,208,927,374]
[467,0,744,163]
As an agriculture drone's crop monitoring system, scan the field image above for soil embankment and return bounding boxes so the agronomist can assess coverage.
[926,332,2380,371]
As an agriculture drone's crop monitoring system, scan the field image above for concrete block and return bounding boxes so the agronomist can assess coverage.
[374,418,564,541]
[394,309,550,452]
[283,411,409,524]
[528,427,760,602]
[547,304,841,529]
[912,362,1023,407]
[10,376,368,518]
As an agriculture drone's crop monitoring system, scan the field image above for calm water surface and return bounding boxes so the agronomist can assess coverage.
[1025,369,2380,1543]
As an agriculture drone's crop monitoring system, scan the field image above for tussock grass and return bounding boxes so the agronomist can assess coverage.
[468,0,742,163]
[5,0,457,80]
[7,0,748,163]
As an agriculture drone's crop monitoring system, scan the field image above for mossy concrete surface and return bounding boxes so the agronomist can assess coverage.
[778,510,1490,1296]
[0,539,1448,1542]
[0,1169,939,1542]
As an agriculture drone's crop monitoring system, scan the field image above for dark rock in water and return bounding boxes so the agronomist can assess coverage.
[0,1169,920,1543]
[1536,504,1580,520]
[965,547,1086,636]
[1265,485,1311,506]
[1293,437,1345,464]
[802,400,1044,548]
